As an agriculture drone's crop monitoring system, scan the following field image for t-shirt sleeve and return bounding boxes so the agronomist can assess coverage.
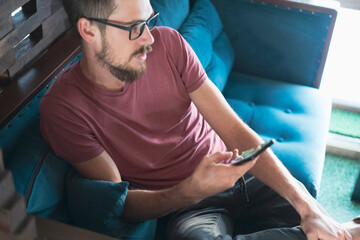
[165,28,207,93]
[40,95,104,163]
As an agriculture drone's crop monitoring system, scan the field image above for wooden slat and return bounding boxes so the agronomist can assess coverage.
[0,215,38,240]
[0,3,50,52]
[0,15,13,40]
[15,215,38,240]
[0,171,16,207]
[9,8,71,77]
[0,0,31,14]
[50,0,64,14]
[0,44,15,80]
[0,194,27,234]
[0,0,31,40]
[0,3,51,55]
[42,7,70,36]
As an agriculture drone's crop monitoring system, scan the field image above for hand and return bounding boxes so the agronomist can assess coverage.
[301,202,353,240]
[180,150,257,204]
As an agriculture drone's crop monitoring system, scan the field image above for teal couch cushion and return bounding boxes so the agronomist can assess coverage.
[66,169,157,240]
[150,0,189,30]
[6,118,72,223]
[152,0,234,92]
[179,0,234,91]
[179,0,223,69]
[206,31,234,92]
[223,72,332,196]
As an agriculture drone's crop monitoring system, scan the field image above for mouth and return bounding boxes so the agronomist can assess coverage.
[135,53,148,61]
[132,45,153,62]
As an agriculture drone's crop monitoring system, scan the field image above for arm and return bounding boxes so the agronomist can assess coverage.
[189,78,350,239]
[71,149,256,222]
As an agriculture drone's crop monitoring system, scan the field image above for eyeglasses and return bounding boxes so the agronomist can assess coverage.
[87,12,159,40]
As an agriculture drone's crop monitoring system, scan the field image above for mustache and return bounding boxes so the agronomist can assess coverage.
[131,45,153,58]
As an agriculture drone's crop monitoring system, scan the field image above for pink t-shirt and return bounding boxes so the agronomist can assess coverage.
[40,27,227,189]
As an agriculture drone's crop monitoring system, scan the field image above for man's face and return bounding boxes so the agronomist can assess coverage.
[95,0,155,83]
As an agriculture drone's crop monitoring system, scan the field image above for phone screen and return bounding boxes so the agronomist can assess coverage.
[230,139,274,166]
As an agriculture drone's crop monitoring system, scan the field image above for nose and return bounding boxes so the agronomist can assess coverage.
[138,25,154,45]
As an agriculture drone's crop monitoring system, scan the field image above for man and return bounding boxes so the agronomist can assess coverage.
[40,0,360,239]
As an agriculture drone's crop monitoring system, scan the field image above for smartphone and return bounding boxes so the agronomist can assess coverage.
[230,139,275,166]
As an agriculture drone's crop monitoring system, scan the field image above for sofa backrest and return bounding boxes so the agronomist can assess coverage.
[211,0,337,88]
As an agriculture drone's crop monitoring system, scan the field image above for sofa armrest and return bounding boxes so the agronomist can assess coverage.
[211,0,339,88]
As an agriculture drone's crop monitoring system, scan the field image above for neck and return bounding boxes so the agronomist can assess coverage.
[79,46,126,92]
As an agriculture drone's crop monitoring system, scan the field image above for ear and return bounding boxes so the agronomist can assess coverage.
[77,17,99,43]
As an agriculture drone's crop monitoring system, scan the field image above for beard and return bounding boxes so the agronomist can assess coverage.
[95,37,153,83]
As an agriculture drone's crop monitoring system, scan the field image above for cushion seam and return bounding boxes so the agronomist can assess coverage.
[25,147,49,206]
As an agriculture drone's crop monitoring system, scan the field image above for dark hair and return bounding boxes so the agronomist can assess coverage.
[62,0,117,35]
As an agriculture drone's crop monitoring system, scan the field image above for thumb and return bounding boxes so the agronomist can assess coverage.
[208,151,233,164]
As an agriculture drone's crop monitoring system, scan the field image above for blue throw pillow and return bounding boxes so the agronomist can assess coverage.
[179,0,224,69]
[66,169,157,240]
[151,0,189,30]
[6,118,72,223]
[206,31,235,91]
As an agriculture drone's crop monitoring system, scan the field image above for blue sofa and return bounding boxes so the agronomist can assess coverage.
[0,0,337,239]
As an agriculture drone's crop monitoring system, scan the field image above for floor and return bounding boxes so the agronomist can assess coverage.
[320,7,360,110]
[318,154,360,222]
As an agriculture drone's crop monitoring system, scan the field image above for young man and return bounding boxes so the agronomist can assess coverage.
[40,0,360,239]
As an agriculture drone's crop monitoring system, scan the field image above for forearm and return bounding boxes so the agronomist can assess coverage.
[122,181,194,222]
[225,120,315,217]
[250,150,315,216]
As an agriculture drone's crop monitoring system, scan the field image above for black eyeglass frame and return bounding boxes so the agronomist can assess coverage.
[87,12,159,40]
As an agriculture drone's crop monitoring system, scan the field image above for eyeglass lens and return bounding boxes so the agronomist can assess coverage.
[130,14,158,40]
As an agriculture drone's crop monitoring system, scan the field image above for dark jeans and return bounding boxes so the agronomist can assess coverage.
[161,174,307,240]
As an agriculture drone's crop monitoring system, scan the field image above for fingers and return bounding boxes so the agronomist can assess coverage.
[306,228,352,240]
[343,229,353,240]
[206,151,233,164]
[231,149,239,160]
[305,232,318,240]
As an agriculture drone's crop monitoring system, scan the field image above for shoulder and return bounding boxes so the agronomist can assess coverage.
[152,26,186,49]
[152,26,181,38]
[40,62,83,116]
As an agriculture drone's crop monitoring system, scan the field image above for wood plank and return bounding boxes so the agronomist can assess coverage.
[42,7,70,36]
[0,194,27,234]
[50,0,64,14]
[0,3,51,58]
[9,9,70,77]
[0,47,15,80]
[35,216,119,240]
[14,215,38,240]
[0,0,31,14]
[0,215,38,240]
[0,171,16,207]
[0,15,13,40]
